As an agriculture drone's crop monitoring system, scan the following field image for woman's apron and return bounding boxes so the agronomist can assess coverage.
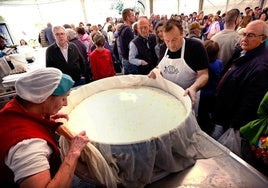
[158,39,200,114]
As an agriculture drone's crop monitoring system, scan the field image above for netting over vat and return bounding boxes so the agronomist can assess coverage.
[59,74,201,187]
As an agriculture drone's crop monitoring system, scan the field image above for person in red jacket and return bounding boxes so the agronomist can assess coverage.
[89,33,116,81]
[0,67,90,187]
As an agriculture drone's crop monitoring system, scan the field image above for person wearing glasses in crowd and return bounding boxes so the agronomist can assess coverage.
[210,20,268,139]
[46,26,87,87]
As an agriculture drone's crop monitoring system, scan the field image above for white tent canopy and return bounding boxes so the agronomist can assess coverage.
[0,0,267,44]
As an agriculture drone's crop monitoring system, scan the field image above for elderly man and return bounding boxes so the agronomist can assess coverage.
[46,26,87,86]
[211,20,268,138]
[65,28,92,83]
[129,17,158,75]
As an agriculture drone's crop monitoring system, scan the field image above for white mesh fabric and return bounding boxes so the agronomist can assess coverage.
[15,67,62,103]
[58,74,203,187]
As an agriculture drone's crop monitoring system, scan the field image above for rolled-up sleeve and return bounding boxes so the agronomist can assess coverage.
[5,138,52,183]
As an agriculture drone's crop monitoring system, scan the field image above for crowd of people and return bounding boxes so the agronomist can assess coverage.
[0,5,268,187]
[43,5,268,177]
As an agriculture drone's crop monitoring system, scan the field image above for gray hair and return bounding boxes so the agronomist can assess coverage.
[52,25,66,34]
[65,28,77,40]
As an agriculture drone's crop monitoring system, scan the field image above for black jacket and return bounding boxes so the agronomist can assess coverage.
[212,43,268,130]
[115,25,134,60]
[46,42,86,83]
[132,34,158,75]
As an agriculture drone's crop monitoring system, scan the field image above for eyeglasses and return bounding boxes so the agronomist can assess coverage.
[55,33,66,37]
[242,32,264,38]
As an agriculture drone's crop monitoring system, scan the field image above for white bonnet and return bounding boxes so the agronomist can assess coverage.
[15,67,62,103]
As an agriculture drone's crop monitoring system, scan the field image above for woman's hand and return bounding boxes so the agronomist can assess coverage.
[20,130,90,188]
[68,131,90,156]
[50,113,69,121]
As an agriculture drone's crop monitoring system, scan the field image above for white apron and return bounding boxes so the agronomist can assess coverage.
[158,39,200,114]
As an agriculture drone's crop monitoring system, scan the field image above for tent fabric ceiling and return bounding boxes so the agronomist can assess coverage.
[0,0,64,5]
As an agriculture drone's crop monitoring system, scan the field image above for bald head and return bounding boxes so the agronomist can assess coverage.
[240,20,268,51]
[137,17,150,38]
[247,20,268,37]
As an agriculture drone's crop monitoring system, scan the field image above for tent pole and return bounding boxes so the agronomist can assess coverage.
[199,0,204,12]
[80,0,88,24]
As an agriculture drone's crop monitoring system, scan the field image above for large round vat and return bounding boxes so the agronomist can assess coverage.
[59,74,201,187]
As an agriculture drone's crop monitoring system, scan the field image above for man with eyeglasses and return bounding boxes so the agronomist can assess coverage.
[211,20,268,141]
[46,26,88,87]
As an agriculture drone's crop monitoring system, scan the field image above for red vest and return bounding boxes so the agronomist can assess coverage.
[0,98,62,187]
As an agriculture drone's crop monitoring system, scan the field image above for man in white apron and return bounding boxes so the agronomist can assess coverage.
[149,19,209,114]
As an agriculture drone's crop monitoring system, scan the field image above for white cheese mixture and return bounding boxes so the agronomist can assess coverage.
[68,86,187,144]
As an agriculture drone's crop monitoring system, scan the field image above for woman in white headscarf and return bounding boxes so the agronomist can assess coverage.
[0,67,91,187]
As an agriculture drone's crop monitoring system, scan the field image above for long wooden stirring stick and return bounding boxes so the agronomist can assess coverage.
[56,124,74,141]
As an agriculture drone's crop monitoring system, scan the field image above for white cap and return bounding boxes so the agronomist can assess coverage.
[15,67,62,104]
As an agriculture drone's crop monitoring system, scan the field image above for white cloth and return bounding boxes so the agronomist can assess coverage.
[5,138,52,182]
[15,67,62,103]
[59,75,201,187]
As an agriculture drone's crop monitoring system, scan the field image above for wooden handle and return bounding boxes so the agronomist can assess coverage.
[56,125,74,141]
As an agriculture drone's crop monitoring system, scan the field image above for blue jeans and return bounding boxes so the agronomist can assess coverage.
[122,58,138,75]
[72,175,96,188]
